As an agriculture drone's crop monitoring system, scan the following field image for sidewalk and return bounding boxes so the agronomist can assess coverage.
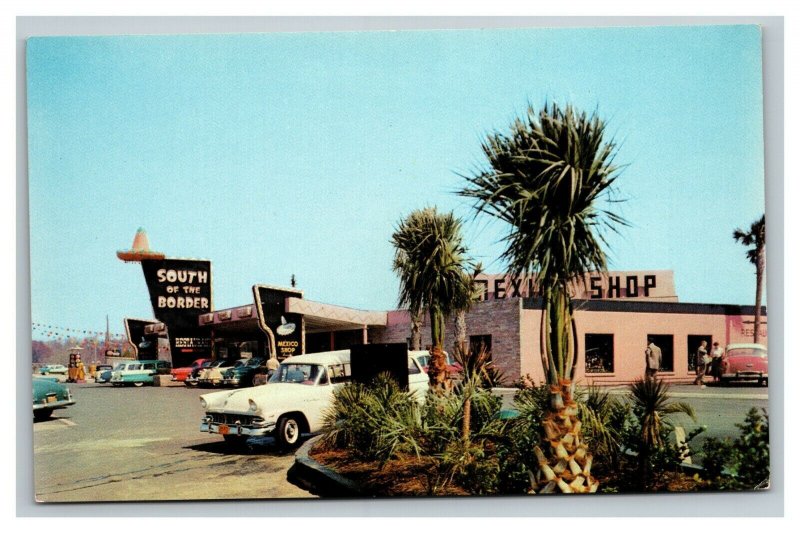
[492,384,769,404]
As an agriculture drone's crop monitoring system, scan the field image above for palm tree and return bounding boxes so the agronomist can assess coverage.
[391,207,475,388]
[628,378,695,489]
[460,102,626,493]
[733,215,766,344]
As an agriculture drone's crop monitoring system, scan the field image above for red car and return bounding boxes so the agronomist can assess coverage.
[720,343,768,386]
[411,350,462,376]
[171,358,210,382]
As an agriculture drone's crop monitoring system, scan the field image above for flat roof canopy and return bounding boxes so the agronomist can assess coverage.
[286,297,387,333]
[197,299,388,336]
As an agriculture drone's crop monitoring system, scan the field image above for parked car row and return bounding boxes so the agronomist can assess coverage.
[175,357,267,388]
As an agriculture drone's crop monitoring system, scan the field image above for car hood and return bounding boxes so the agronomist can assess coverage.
[201,383,315,415]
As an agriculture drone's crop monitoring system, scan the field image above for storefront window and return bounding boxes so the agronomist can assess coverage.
[648,334,674,372]
[585,334,614,373]
[469,335,492,357]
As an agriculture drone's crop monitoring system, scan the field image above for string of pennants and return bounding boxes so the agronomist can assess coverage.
[31,322,127,341]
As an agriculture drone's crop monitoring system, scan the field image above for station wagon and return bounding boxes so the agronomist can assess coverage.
[110,360,172,387]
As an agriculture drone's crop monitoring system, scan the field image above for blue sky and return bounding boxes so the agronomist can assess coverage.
[26,25,766,338]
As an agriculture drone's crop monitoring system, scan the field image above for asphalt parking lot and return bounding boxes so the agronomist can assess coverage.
[32,380,314,503]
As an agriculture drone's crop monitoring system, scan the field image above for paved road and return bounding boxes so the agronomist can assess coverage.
[33,381,314,503]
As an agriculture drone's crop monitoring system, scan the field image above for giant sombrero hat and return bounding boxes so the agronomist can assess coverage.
[117,227,166,262]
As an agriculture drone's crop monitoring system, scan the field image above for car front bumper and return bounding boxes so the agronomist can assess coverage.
[33,399,75,411]
[722,371,767,380]
[200,416,275,437]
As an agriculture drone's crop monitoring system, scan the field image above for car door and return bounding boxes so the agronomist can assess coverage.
[407,357,429,402]
[305,366,334,432]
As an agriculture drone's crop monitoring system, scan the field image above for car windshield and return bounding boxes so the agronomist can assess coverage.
[269,363,325,385]
[246,358,263,367]
[416,355,430,367]
[233,359,248,368]
[113,364,126,370]
[728,347,767,358]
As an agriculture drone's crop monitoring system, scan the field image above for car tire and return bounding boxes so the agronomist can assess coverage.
[34,408,53,421]
[276,415,302,449]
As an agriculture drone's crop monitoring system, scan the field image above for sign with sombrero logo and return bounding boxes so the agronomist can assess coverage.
[253,285,304,359]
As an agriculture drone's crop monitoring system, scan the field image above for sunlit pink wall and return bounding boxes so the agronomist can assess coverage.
[521,308,768,385]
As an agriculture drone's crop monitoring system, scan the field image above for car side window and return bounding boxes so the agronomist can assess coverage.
[143,363,155,370]
[408,357,421,375]
[327,363,352,384]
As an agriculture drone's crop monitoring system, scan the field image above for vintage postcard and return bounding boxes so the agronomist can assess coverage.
[28,24,768,502]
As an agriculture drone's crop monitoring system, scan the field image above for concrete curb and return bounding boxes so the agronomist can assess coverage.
[287,435,365,498]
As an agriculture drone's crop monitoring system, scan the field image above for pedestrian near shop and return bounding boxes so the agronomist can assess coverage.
[645,338,662,381]
[693,340,709,386]
[710,341,724,382]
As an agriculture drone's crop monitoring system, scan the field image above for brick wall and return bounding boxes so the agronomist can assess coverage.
[371,298,523,383]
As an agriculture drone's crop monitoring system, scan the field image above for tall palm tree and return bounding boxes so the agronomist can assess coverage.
[733,215,766,344]
[391,207,475,388]
[460,102,626,493]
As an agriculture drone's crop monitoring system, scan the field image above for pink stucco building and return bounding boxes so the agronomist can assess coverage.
[372,271,767,385]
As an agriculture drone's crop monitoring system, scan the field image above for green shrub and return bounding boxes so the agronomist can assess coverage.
[700,408,769,490]
[320,373,423,464]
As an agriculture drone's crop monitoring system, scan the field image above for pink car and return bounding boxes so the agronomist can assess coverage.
[720,343,768,386]
[171,358,210,382]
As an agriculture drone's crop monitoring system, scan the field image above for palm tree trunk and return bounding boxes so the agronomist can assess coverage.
[410,310,422,351]
[454,310,467,354]
[429,307,448,388]
[531,380,598,494]
[530,286,598,494]
[754,248,765,344]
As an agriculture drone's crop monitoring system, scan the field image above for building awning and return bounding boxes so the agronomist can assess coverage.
[285,297,387,333]
[198,299,388,335]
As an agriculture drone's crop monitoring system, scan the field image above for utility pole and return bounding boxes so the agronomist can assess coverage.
[105,315,110,358]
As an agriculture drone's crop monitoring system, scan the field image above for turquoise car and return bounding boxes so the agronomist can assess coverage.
[109,360,172,387]
[33,377,75,421]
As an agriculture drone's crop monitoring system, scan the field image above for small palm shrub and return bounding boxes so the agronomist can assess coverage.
[320,373,423,464]
[576,385,630,471]
[624,379,698,490]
